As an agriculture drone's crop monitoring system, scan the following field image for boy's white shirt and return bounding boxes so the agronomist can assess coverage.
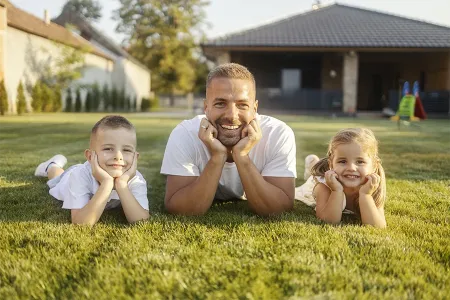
[160,114,297,200]
[49,161,149,210]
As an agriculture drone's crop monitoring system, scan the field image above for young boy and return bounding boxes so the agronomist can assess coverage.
[35,115,149,225]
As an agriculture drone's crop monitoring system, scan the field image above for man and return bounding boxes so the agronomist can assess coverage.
[161,63,296,216]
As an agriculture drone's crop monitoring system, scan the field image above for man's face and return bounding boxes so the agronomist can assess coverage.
[86,128,137,178]
[204,77,258,147]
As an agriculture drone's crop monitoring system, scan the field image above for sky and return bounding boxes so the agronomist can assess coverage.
[10,0,450,45]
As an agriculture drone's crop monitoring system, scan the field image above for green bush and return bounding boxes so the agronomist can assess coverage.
[85,89,92,112]
[111,87,118,111]
[53,89,62,112]
[92,83,100,112]
[150,95,159,109]
[102,84,110,111]
[74,88,82,112]
[65,88,73,112]
[140,97,151,112]
[0,80,8,115]
[118,88,125,111]
[16,82,26,115]
[31,81,42,113]
[41,83,53,112]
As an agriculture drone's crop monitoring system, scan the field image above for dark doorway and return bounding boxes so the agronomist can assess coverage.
[370,74,383,110]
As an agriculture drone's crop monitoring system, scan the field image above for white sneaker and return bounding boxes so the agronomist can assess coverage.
[34,154,67,177]
[303,154,320,180]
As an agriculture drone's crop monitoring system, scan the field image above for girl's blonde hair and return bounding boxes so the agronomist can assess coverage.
[311,128,386,208]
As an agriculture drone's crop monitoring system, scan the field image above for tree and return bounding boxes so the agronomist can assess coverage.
[63,0,102,22]
[0,80,8,115]
[31,81,43,113]
[65,88,73,112]
[16,82,27,115]
[115,0,209,104]
[75,88,82,112]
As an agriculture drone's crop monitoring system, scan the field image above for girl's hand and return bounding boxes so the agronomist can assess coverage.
[325,170,343,192]
[90,151,113,185]
[359,173,380,195]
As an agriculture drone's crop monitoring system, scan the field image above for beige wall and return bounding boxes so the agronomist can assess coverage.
[0,5,5,83]
[5,27,113,113]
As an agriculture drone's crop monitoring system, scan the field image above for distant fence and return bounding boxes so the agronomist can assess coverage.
[388,90,450,113]
[256,88,343,111]
[158,89,343,112]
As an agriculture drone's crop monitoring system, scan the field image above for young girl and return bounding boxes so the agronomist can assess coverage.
[296,128,386,228]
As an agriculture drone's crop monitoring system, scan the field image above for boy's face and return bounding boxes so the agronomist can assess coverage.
[85,127,137,178]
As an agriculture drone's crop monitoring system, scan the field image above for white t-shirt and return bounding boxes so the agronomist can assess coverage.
[160,114,297,200]
[48,161,149,210]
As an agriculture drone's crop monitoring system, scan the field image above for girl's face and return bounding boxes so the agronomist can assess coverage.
[330,142,376,188]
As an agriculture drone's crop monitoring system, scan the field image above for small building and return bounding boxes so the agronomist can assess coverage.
[53,5,151,109]
[202,3,450,114]
[0,0,116,113]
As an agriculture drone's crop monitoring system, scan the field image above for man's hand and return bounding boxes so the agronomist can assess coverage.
[198,118,227,160]
[115,152,138,190]
[324,170,343,192]
[359,173,380,196]
[232,119,262,159]
[90,151,113,185]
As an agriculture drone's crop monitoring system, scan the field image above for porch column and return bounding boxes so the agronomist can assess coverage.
[342,51,359,114]
[216,51,230,65]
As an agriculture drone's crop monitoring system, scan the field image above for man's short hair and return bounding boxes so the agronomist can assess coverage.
[91,115,135,135]
[206,63,255,89]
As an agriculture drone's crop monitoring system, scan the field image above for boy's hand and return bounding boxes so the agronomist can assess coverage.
[90,151,113,185]
[232,119,262,159]
[115,152,138,190]
[325,170,343,192]
[359,173,380,196]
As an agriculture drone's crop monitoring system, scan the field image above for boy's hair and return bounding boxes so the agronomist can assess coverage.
[91,115,135,135]
[206,63,256,91]
[311,128,386,208]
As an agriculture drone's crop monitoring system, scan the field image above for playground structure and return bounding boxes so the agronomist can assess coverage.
[391,81,427,127]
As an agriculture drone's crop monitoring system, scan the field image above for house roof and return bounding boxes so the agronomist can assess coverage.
[52,6,150,71]
[203,3,450,49]
[1,0,113,60]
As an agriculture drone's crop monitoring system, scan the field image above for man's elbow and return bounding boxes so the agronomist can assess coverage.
[252,198,294,217]
[165,198,208,216]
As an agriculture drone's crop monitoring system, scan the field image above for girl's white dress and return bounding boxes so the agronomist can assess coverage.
[295,176,353,214]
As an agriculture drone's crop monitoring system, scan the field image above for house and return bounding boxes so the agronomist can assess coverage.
[53,4,151,109]
[202,3,450,114]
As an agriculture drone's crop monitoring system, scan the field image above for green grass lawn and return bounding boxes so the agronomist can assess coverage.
[1,113,449,299]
